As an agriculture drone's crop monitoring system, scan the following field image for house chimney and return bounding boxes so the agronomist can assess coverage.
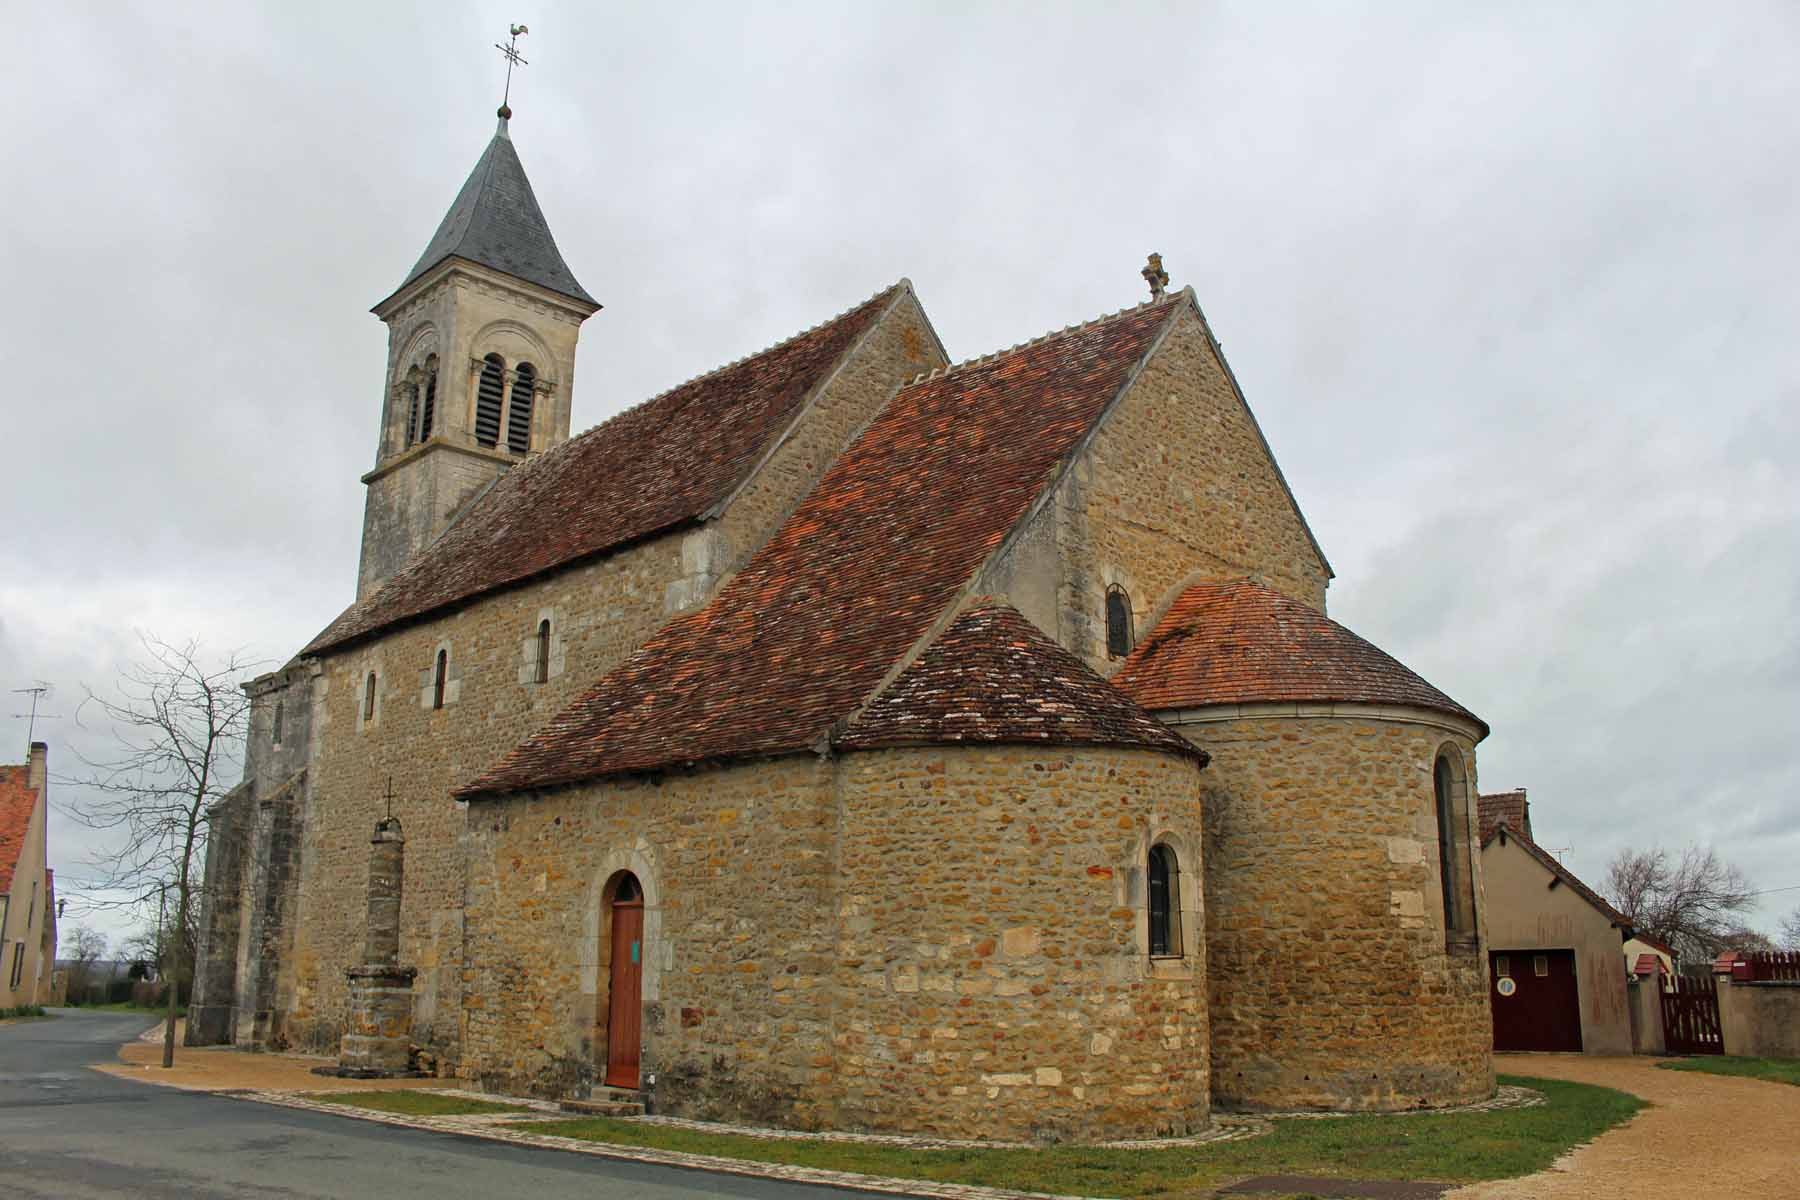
[27,742,46,792]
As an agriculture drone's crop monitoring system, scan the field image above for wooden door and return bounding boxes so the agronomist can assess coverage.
[604,899,644,1088]
[1490,949,1582,1052]
[1662,973,1723,1055]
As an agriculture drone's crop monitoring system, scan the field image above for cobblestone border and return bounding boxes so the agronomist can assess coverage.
[225,1083,1544,1199]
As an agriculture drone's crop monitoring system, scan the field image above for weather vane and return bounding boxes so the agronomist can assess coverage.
[495,23,529,118]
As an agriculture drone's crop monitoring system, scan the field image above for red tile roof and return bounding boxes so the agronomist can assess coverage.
[1478,789,1530,841]
[306,283,908,656]
[0,765,38,896]
[834,603,1206,763]
[1111,577,1485,733]
[458,296,1185,798]
[1481,823,1631,930]
[1632,952,1666,977]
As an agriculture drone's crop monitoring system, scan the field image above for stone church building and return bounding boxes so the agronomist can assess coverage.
[191,109,1495,1141]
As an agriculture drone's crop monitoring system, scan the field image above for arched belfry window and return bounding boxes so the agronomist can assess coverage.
[508,362,537,454]
[535,618,551,684]
[1434,751,1477,945]
[1106,584,1134,659]
[432,649,448,710]
[403,380,421,448]
[419,356,438,441]
[475,354,505,448]
[1148,843,1182,957]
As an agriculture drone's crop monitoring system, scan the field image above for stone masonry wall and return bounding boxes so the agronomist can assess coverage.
[832,746,1209,1142]
[459,756,837,1110]
[1176,711,1494,1111]
[283,296,936,1065]
[980,306,1330,673]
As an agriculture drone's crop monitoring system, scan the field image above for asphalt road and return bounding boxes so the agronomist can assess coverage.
[0,1008,875,1200]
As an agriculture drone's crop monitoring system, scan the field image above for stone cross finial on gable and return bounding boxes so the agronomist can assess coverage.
[1142,253,1170,301]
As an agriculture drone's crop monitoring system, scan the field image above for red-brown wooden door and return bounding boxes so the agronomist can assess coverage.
[1490,949,1582,1052]
[605,899,644,1088]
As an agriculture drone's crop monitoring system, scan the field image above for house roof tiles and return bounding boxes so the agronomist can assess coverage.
[1111,577,1485,734]
[307,284,906,656]
[458,294,1185,798]
[0,765,37,896]
[835,603,1206,763]
[1478,789,1531,842]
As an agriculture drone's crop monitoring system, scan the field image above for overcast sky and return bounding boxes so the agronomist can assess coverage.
[4,3,1795,949]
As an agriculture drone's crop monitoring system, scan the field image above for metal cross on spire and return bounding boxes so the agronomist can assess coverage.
[495,23,529,119]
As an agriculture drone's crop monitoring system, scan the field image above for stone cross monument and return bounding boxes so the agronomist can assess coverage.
[322,812,421,1077]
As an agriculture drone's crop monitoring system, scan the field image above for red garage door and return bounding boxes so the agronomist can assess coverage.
[1490,949,1582,1052]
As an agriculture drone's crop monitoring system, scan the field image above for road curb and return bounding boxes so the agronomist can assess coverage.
[229,1090,1100,1200]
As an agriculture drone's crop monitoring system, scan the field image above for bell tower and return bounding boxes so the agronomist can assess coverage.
[357,105,600,598]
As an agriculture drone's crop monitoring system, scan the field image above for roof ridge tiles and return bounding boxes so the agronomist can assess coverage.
[908,293,1180,388]
[578,280,908,428]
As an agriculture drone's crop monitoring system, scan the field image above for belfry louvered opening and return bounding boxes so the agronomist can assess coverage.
[419,360,437,441]
[475,354,505,447]
[508,362,536,453]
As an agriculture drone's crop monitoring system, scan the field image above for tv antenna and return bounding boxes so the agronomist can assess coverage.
[9,684,61,745]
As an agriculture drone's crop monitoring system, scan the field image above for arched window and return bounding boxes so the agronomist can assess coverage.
[475,354,505,447]
[419,357,438,441]
[433,649,448,710]
[1435,751,1476,944]
[364,672,377,721]
[1106,584,1134,658]
[403,382,421,448]
[535,618,551,684]
[508,362,536,454]
[1148,843,1182,957]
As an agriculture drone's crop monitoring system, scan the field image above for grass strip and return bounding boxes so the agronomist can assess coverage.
[304,1089,531,1117]
[1657,1056,1800,1087]
[510,1074,1641,1197]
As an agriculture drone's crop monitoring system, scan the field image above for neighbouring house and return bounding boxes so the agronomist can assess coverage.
[189,105,1498,1140]
[0,744,56,1008]
[1478,791,1633,1054]
[1623,933,1677,990]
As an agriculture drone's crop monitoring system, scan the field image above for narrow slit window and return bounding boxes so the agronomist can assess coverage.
[364,673,377,721]
[508,362,536,454]
[272,700,283,746]
[1435,756,1458,928]
[433,650,448,710]
[1148,843,1181,957]
[475,354,505,447]
[419,361,437,440]
[535,618,551,684]
[1106,584,1133,658]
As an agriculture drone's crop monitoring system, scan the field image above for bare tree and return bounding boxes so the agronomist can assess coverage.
[1780,907,1800,951]
[65,635,256,1067]
[1604,844,1758,965]
[60,925,108,1003]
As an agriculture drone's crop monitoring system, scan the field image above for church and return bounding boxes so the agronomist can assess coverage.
[190,101,1495,1142]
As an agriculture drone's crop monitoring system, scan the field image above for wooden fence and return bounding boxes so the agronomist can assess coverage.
[1729,950,1800,983]
[1662,973,1723,1055]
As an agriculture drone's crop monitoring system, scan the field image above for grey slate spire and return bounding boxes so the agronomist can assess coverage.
[387,114,595,308]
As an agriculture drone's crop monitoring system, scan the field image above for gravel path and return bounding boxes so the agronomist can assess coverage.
[1448,1054,1800,1199]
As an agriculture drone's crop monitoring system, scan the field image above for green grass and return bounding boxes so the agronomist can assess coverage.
[305,1090,532,1117]
[1658,1056,1800,1087]
[73,1001,187,1017]
[510,1075,1642,1198]
[0,1004,50,1020]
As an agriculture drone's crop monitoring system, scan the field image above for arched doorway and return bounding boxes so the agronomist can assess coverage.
[602,872,644,1089]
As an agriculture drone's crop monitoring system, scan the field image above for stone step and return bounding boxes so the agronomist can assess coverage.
[559,1095,644,1117]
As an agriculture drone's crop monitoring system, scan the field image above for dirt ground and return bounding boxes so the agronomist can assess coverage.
[1449,1054,1800,1200]
[93,1019,457,1094]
